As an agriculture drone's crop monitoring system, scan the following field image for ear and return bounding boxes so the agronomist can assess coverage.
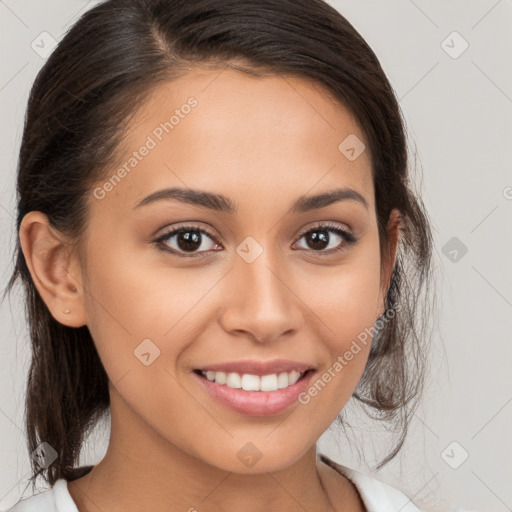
[19,211,87,327]
[376,208,402,319]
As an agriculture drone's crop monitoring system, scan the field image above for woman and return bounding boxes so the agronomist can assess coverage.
[5,0,439,510]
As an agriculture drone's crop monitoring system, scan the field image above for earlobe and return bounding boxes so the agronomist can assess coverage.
[376,208,402,318]
[19,211,87,328]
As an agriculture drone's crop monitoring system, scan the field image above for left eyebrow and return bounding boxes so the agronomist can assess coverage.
[291,187,369,213]
[133,186,369,213]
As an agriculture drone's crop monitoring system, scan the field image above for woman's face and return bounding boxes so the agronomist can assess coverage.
[72,68,397,473]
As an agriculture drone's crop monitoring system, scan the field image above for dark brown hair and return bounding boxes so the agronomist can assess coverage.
[3,0,435,490]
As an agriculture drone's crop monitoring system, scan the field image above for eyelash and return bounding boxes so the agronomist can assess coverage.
[154,222,358,258]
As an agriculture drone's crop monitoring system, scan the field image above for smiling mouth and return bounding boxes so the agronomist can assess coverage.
[193,368,314,392]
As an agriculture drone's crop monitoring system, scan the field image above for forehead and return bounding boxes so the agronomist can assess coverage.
[90,67,374,217]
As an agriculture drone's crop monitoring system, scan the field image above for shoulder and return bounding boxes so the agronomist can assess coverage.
[318,454,422,512]
[339,465,423,511]
[6,480,78,512]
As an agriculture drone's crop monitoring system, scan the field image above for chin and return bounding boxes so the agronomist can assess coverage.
[194,438,313,475]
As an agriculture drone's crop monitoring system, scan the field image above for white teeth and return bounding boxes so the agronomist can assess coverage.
[241,374,260,391]
[288,370,301,385]
[226,372,242,388]
[260,374,278,391]
[277,372,289,389]
[215,371,226,385]
[200,369,307,391]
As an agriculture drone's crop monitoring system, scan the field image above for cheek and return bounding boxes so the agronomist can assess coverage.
[295,250,382,407]
[81,238,223,381]
[305,249,382,345]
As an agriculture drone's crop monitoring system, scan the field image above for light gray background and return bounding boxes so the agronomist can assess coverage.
[1,1,511,511]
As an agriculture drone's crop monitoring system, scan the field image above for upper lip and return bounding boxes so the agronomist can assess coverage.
[195,359,314,376]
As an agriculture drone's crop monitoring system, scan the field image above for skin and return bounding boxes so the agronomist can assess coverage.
[20,67,401,512]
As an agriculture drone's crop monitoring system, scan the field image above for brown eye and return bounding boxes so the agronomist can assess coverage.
[303,229,331,250]
[155,225,222,257]
[294,223,358,254]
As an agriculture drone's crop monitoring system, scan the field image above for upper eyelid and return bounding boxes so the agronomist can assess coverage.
[296,221,350,236]
[156,224,220,243]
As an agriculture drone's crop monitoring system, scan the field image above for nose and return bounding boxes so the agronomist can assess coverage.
[218,250,304,344]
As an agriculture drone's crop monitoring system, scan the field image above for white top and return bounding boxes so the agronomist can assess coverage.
[4,456,464,512]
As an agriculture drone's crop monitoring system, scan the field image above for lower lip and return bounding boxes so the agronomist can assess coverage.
[193,370,315,416]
